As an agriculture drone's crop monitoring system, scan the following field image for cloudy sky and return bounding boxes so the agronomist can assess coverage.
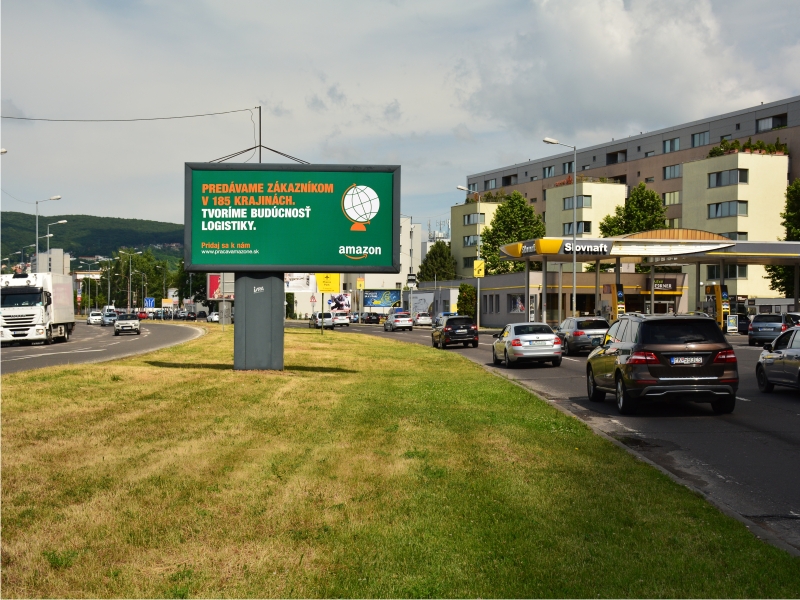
[2,0,799,233]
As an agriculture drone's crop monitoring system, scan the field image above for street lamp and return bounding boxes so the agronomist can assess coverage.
[46,220,68,270]
[118,250,142,309]
[81,261,99,311]
[544,137,577,318]
[103,257,119,309]
[457,185,483,329]
[35,195,61,270]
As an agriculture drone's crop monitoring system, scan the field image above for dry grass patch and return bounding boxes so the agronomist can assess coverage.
[2,325,800,597]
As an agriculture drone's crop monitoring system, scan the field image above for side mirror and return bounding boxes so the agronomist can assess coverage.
[46,293,52,306]
[492,333,499,338]
[764,343,773,351]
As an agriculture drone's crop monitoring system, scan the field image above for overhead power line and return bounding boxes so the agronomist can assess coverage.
[1,108,254,122]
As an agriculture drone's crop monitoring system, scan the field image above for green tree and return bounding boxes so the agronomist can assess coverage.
[766,179,800,296]
[480,191,545,275]
[286,292,295,318]
[599,182,667,237]
[174,259,208,307]
[456,283,477,319]
[418,241,457,282]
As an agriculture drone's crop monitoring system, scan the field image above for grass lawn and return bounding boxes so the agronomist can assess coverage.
[2,325,799,597]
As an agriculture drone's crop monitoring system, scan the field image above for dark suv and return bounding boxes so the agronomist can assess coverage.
[586,314,738,415]
[431,315,478,349]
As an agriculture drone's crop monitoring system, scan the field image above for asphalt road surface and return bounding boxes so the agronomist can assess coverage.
[1,321,202,375]
[307,321,800,555]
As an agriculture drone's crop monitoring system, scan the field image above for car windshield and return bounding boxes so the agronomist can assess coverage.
[786,314,800,325]
[640,319,725,344]
[322,313,331,318]
[90,312,102,317]
[576,319,609,329]
[119,314,138,321]
[417,313,429,317]
[753,315,782,323]
[447,317,473,327]
[1,292,43,307]
[395,313,410,317]
[514,324,553,335]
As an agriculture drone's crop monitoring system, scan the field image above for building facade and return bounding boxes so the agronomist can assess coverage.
[451,200,501,278]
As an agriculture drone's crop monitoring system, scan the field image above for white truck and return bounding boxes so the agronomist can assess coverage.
[0,272,75,345]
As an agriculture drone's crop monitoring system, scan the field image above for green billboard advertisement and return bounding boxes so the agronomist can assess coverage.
[184,163,400,272]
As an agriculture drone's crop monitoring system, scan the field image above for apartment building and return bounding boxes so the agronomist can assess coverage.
[451,200,501,278]
[462,95,798,305]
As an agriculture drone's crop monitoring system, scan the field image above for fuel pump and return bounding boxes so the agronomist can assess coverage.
[705,284,729,330]
[611,284,626,320]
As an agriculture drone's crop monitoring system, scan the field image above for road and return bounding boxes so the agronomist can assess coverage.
[310,321,800,554]
[1,321,202,374]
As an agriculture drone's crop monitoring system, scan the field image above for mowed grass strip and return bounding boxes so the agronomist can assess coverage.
[2,326,799,598]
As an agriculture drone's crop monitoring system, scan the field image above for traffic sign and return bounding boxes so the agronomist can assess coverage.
[316,273,340,292]
[327,299,332,305]
[144,297,155,308]
[356,277,365,290]
[473,260,485,278]
[310,295,317,303]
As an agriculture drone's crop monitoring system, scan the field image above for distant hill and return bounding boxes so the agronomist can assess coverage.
[1,211,184,265]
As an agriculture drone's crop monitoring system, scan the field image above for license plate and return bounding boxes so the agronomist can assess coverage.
[457,328,466,333]
[670,356,703,365]
[529,340,547,346]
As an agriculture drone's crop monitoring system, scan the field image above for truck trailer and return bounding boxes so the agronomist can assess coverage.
[0,272,75,345]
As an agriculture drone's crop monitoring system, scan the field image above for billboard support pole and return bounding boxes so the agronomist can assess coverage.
[234,272,284,370]
[321,293,324,335]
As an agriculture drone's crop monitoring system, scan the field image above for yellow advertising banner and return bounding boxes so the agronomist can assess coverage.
[316,273,340,292]
[473,260,485,278]
[161,298,174,307]
[356,277,365,290]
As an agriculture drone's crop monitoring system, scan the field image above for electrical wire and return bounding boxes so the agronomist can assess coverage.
[1,189,35,204]
[1,108,254,122]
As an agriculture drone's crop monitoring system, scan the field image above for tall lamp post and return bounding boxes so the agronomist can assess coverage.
[119,250,142,310]
[45,220,68,270]
[456,185,482,328]
[35,195,61,271]
[543,137,577,317]
[82,261,99,311]
[102,257,119,308]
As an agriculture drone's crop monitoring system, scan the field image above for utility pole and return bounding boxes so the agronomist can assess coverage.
[258,105,262,163]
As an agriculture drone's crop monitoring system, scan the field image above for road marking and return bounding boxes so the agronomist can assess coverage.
[736,396,751,402]
[562,357,580,362]
[610,418,638,433]
[5,349,105,361]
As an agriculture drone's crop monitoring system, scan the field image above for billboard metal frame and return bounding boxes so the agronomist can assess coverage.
[184,162,401,273]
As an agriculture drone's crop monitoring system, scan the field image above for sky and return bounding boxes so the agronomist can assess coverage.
[2,0,800,236]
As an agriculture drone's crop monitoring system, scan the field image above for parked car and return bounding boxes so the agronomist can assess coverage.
[432,315,478,348]
[756,326,800,392]
[207,312,220,322]
[101,312,117,327]
[350,313,360,323]
[309,312,333,329]
[492,322,561,367]
[87,311,103,325]
[332,313,350,327]
[186,312,197,321]
[361,312,380,324]
[177,310,188,320]
[586,314,738,415]
[433,312,458,327]
[197,311,208,320]
[384,312,413,332]
[413,312,432,326]
[556,317,610,355]
[114,313,141,336]
[748,313,800,346]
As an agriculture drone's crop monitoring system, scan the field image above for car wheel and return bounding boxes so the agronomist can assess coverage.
[472,341,478,348]
[492,347,501,365]
[711,395,736,414]
[114,331,119,336]
[748,339,755,347]
[136,330,141,335]
[463,342,469,348]
[562,339,570,356]
[587,366,605,402]
[756,365,774,393]
[552,358,562,367]
[44,327,53,345]
[615,375,637,415]
[409,327,413,332]
[431,336,436,348]
[61,327,70,343]
[504,350,514,368]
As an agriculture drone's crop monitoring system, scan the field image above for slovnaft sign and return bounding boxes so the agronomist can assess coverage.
[184,163,400,273]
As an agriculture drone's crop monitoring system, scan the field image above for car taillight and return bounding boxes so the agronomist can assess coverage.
[573,330,585,336]
[470,325,477,330]
[511,339,522,347]
[553,337,561,345]
[748,323,753,331]
[781,323,788,332]
[444,326,452,332]
[713,349,737,364]
[628,351,658,364]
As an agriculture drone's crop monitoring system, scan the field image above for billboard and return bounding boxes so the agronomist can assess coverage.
[364,289,401,307]
[207,273,235,300]
[411,292,433,314]
[329,293,351,312]
[185,163,400,272]
[284,273,315,291]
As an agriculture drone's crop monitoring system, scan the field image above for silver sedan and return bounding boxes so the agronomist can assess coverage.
[492,322,562,367]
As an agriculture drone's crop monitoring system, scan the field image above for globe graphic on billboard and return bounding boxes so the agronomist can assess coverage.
[342,185,380,231]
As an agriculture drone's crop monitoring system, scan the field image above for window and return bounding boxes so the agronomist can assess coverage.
[720,134,732,141]
[735,123,741,131]
[562,161,574,175]
[644,150,654,157]
[582,165,590,171]
[530,175,538,181]
[720,232,748,240]
[592,155,596,162]
[708,264,748,279]
[508,294,526,313]
[662,191,681,205]
[757,114,787,132]
[606,150,626,165]
[708,201,748,218]
[482,295,487,314]
[495,294,499,313]
[396,282,402,289]
[464,257,476,269]
[501,174,518,186]
[463,213,485,225]
[530,197,537,203]
[484,178,496,190]
[645,176,654,183]
[663,137,680,153]
[691,131,710,147]
[542,211,546,223]
[562,195,592,210]
[563,221,591,235]
[637,146,641,152]
[665,218,680,229]
[463,235,481,247]
[524,171,527,176]
[663,164,682,179]
[543,166,555,178]
[708,169,748,188]
[467,183,477,192]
